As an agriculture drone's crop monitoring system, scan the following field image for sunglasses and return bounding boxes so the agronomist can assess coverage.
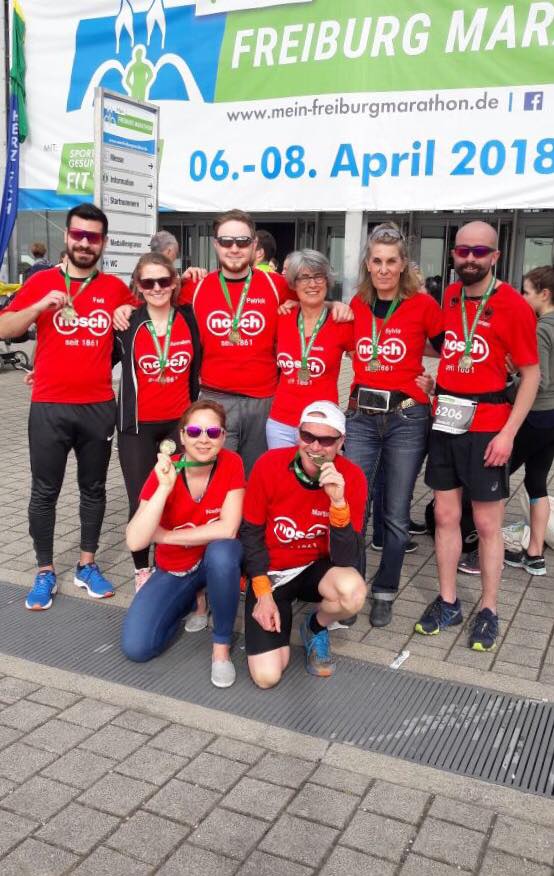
[452,245,495,258]
[299,429,341,447]
[182,425,225,439]
[296,273,327,286]
[67,228,105,245]
[215,236,253,249]
[138,276,173,290]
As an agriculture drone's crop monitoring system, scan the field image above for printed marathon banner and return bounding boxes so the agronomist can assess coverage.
[14,0,554,212]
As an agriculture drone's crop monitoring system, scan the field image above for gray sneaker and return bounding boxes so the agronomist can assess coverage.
[185,613,209,633]
[211,660,236,688]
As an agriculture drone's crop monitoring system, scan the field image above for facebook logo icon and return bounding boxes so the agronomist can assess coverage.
[524,91,544,111]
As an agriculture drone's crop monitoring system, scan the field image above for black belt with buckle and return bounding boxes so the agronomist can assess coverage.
[348,386,418,415]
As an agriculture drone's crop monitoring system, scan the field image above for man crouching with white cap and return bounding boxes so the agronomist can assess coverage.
[240,401,367,688]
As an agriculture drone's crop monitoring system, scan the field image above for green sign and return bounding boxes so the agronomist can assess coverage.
[57,142,94,195]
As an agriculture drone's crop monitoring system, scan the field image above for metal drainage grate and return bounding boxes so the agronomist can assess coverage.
[0,582,552,798]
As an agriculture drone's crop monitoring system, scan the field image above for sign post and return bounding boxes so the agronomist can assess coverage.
[94,88,159,282]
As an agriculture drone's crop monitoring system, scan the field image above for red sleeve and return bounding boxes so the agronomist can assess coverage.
[346,463,368,532]
[509,295,539,367]
[5,278,48,311]
[340,320,356,351]
[269,270,297,305]
[226,451,246,490]
[243,456,269,525]
[114,278,137,307]
[178,277,196,306]
[424,295,444,338]
[139,468,160,502]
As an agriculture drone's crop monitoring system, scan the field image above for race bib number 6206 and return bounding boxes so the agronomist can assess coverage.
[432,395,477,435]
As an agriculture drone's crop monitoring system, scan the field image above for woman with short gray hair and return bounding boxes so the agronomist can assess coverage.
[266,249,354,448]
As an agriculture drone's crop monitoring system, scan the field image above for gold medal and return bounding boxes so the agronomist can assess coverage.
[458,354,473,371]
[309,453,326,468]
[297,366,311,384]
[228,328,241,344]
[61,304,77,320]
[368,358,380,372]
[159,439,177,455]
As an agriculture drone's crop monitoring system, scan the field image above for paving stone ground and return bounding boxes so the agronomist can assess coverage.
[0,360,553,873]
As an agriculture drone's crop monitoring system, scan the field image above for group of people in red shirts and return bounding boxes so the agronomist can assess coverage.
[0,202,545,689]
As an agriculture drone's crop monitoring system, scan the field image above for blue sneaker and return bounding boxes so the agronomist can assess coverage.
[300,613,336,677]
[25,570,57,611]
[414,595,463,636]
[74,563,114,599]
[468,608,499,652]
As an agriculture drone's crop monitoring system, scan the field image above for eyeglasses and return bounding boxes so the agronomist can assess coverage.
[453,245,496,259]
[296,273,327,286]
[215,236,253,249]
[299,429,341,447]
[138,276,173,290]
[182,425,225,439]
[67,228,105,245]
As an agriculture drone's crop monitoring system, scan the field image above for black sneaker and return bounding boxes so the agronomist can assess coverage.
[370,599,393,627]
[370,539,383,552]
[457,550,481,575]
[414,595,463,636]
[522,551,546,576]
[504,547,524,567]
[409,519,428,536]
[468,608,499,651]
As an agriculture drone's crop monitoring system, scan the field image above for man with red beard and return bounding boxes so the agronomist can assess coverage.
[416,221,539,651]
[0,204,135,610]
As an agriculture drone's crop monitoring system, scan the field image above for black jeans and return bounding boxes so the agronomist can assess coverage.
[117,419,180,569]
[28,401,116,567]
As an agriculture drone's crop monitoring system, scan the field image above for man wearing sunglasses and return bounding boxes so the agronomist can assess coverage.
[0,203,136,611]
[241,401,367,687]
[178,209,293,476]
[416,221,539,652]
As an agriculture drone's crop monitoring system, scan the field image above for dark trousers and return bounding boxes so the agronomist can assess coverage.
[28,401,116,567]
[117,419,181,569]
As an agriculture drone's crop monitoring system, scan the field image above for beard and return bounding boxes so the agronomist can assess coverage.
[67,245,99,270]
[456,262,490,287]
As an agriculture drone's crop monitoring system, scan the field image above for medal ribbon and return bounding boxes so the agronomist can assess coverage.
[460,276,496,358]
[370,297,401,365]
[298,307,327,371]
[174,456,216,472]
[219,270,253,333]
[146,308,175,378]
[293,453,321,486]
[63,268,98,307]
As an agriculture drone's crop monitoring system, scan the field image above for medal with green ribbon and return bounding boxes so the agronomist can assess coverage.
[368,296,401,372]
[293,452,323,485]
[458,276,496,372]
[146,308,175,384]
[158,440,217,471]
[62,268,98,320]
[297,308,327,384]
[219,270,252,344]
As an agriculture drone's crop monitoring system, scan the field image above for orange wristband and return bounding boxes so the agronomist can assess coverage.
[329,501,351,528]
[252,575,273,598]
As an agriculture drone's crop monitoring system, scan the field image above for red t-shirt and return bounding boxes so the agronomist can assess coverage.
[179,269,292,398]
[140,448,245,572]
[436,281,539,431]
[270,310,355,426]
[6,267,134,404]
[134,311,193,422]
[350,292,443,403]
[243,447,367,571]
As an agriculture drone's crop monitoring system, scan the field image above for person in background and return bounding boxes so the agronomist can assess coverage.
[114,252,201,593]
[253,229,277,273]
[23,242,52,280]
[122,400,245,688]
[150,230,180,265]
[266,249,354,449]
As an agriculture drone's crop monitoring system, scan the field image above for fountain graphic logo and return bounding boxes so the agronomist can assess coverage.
[67,1,227,111]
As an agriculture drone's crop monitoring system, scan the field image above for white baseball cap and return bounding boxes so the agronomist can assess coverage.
[299,401,346,436]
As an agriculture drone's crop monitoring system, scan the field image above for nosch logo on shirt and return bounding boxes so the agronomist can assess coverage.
[138,351,192,375]
[274,515,328,544]
[443,331,490,362]
[277,353,326,377]
[356,337,407,364]
[53,309,111,337]
[207,310,266,337]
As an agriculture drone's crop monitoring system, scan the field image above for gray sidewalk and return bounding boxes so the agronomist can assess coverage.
[0,363,553,874]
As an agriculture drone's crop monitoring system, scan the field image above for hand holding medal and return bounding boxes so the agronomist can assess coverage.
[62,267,98,320]
[155,450,177,488]
[318,462,346,506]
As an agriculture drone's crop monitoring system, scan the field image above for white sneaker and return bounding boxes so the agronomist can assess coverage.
[211,660,236,688]
[185,613,209,633]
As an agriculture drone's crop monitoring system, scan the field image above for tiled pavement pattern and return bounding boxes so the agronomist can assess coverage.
[1,360,553,694]
[0,670,552,875]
